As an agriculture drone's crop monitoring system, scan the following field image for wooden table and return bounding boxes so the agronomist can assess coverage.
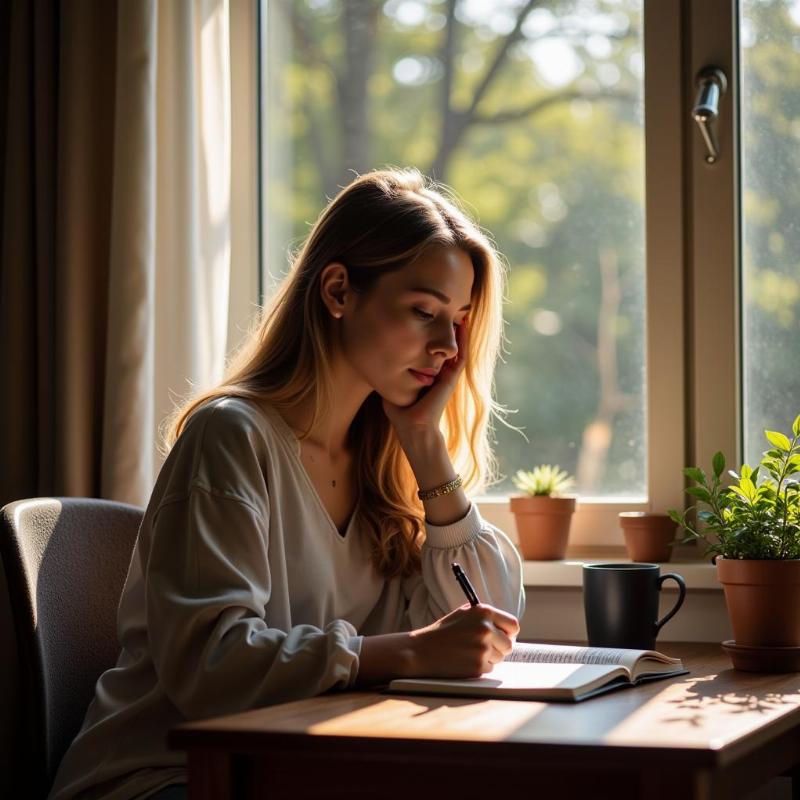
[169,643,800,800]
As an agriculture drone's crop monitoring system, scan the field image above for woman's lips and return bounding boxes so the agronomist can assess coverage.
[409,369,435,386]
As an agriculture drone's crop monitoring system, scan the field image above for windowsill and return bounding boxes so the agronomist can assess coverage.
[475,495,649,509]
[522,557,720,590]
[473,496,720,589]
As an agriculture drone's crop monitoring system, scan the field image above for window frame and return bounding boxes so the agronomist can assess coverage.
[686,0,741,477]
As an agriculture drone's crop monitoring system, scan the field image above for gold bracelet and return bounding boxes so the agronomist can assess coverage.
[417,474,463,501]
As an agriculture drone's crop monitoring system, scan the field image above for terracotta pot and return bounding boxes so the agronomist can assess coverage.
[510,495,576,560]
[717,558,800,647]
[619,512,677,563]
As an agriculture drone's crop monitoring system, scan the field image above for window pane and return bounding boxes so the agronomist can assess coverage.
[263,0,646,497]
[740,1,800,461]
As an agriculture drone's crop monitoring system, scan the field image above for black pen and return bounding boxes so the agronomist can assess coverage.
[451,561,480,606]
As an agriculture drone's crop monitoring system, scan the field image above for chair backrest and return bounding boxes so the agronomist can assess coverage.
[0,497,143,796]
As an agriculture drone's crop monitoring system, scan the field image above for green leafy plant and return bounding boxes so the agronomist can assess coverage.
[669,415,800,560]
[512,465,575,497]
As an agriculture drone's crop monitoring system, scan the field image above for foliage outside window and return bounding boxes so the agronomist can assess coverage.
[263,0,646,497]
[740,0,800,463]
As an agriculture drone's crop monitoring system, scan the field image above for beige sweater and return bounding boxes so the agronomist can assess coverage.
[49,397,525,800]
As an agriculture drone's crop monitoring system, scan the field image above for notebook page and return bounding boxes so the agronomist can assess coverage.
[507,642,648,671]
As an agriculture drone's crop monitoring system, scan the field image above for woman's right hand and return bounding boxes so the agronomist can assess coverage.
[408,604,520,678]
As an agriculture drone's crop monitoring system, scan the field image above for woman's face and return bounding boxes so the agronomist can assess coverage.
[339,245,475,407]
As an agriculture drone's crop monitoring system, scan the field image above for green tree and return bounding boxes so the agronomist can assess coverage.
[740,0,800,462]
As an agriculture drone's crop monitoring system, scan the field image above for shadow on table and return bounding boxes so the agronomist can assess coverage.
[661,670,800,727]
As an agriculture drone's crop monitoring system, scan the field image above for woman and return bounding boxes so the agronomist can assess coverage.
[49,168,525,800]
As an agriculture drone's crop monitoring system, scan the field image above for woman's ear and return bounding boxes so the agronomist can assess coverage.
[319,262,349,319]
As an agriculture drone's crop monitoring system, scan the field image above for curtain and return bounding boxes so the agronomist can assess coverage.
[103,0,234,505]
[0,0,249,509]
[0,0,119,507]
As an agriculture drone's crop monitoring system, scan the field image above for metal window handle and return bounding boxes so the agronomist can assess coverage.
[693,66,728,164]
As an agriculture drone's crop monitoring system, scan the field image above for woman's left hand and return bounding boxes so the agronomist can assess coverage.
[382,321,469,440]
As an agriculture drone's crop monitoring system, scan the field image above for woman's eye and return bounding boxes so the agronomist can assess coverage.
[413,308,434,321]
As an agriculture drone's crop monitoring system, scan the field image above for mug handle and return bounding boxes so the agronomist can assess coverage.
[655,572,686,632]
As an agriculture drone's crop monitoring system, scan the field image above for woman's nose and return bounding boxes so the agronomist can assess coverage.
[428,323,458,359]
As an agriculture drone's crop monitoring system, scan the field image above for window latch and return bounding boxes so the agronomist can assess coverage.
[692,67,728,164]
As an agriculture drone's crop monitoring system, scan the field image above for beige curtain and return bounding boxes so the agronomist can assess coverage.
[103,0,238,506]
[0,0,255,509]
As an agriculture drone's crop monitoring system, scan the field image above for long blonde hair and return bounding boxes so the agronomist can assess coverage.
[165,168,506,578]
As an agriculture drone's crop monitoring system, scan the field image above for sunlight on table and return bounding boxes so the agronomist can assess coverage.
[308,697,548,741]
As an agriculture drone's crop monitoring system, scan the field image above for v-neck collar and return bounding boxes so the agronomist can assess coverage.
[247,399,358,542]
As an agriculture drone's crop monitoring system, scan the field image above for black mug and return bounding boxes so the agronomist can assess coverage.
[582,563,686,650]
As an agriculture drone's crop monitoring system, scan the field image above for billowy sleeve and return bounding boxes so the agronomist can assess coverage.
[403,503,525,628]
[145,490,361,720]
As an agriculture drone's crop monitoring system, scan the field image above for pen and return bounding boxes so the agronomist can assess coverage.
[451,561,480,606]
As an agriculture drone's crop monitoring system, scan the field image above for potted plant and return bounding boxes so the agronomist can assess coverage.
[669,414,800,671]
[510,465,576,560]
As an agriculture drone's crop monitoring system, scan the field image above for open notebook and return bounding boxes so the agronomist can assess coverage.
[388,642,688,702]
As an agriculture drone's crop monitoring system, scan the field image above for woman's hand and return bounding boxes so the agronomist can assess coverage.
[380,322,470,524]
[382,321,469,439]
[355,604,520,686]
[408,603,520,678]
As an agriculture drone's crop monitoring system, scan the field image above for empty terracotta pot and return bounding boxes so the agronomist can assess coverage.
[510,495,576,560]
[619,512,677,563]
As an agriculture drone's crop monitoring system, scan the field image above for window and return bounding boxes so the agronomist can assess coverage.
[261,0,648,503]
[740,0,800,464]
[254,0,791,550]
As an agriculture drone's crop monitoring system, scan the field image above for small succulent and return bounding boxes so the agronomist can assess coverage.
[513,465,575,497]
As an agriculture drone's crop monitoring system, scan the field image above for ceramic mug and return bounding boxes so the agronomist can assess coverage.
[583,563,686,650]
